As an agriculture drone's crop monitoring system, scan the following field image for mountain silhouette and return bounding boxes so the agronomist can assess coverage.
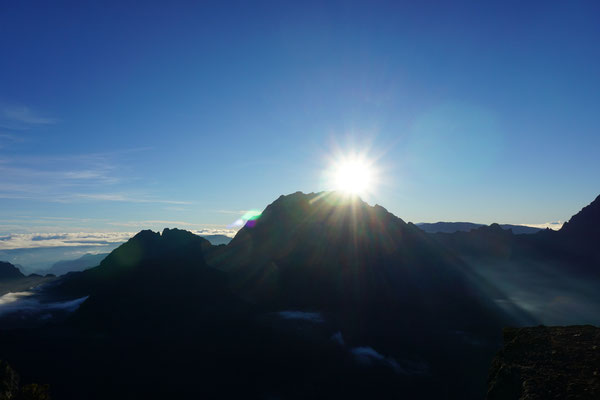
[429,193,600,326]
[216,192,519,326]
[53,228,241,330]
[417,222,542,234]
[0,262,24,280]
[432,194,600,276]
[552,194,600,268]
[207,191,532,397]
[44,253,108,277]
[199,234,232,245]
[7,191,597,399]
[0,261,55,297]
[559,194,600,237]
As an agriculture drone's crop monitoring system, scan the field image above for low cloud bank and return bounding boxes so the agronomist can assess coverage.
[0,232,134,250]
[0,229,238,250]
[521,221,564,230]
[0,290,88,318]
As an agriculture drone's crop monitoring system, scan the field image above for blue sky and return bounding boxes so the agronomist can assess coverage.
[1,0,599,239]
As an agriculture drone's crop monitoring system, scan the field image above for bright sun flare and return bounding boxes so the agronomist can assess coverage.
[329,155,376,197]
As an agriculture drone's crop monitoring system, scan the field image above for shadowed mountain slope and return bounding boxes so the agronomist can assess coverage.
[207,191,533,397]
[429,193,600,326]
[214,192,524,330]
[51,228,240,330]
[44,253,108,277]
[432,194,600,275]
[0,262,24,280]
[0,261,55,297]
[554,194,600,267]
[0,193,549,399]
[560,194,600,238]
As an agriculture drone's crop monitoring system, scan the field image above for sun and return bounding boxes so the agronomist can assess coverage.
[327,153,377,197]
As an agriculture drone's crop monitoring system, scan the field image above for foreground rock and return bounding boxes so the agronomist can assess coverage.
[487,325,600,399]
[0,360,50,400]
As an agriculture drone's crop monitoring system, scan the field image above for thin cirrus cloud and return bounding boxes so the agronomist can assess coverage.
[0,150,191,205]
[0,105,57,130]
[0,133,22,148]
[0,104,187,206]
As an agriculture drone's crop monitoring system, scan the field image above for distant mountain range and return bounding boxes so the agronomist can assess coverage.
[0,261,55,297]
[0,191,598,399]
[199,234,232,245]
[429,194,600,326]
[416,222,543,234]
[43,253,108,277]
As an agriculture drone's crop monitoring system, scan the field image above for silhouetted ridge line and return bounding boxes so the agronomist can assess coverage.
[559,194,600,237]
[0,261,25,280]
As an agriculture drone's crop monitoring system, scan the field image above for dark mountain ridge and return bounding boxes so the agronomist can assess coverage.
[432,194,600,275]
[417,222,542,235]
[429,193,600,326]
[214,192,522,329]
[0,261,24,280]
[0,261,55,297]
[559,194,600,238]
[3,191,598,399]
[44,253,108,277]
[52,228,241,330]
[207,191,533,397]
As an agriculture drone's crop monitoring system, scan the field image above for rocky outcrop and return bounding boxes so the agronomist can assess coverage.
[0,262,24,281]
[487,325,600,399]
[0,360,50,400]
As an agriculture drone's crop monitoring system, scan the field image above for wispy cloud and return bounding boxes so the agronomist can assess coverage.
[73,193,193,205]
[0,105,56,129]
[0,133,23,149]
[0,149,192,205]
[0,291,88,319]
[214,209,251,215]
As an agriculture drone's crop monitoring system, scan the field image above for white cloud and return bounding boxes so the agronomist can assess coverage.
[520,221,564,230]
[0,228,238,250]
[0,232,135,250]
[0,150,192,205]
[192,229,238,237]
[0,291,88,318]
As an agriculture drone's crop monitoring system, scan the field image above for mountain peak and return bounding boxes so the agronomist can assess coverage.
[237,191,406,238]
[559,194,600,237]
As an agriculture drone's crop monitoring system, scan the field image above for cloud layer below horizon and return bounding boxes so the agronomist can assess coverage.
[0,229,238,250]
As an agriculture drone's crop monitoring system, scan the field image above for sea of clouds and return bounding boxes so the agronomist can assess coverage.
[0,228,238,251]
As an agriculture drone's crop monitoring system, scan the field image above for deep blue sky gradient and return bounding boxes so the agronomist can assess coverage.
[1,1,599,234]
